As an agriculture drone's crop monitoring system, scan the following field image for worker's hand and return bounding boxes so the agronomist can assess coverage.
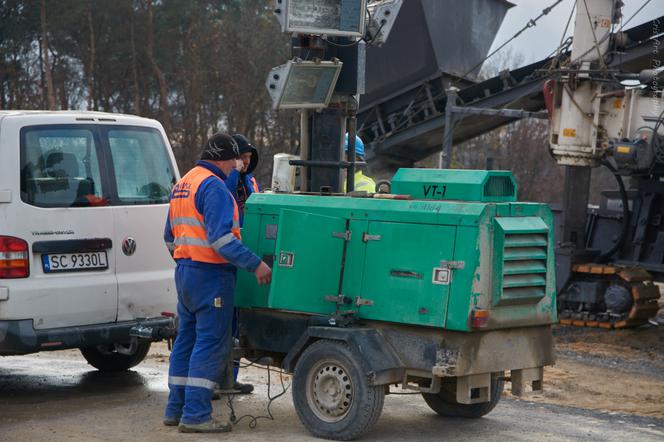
[254,261,272,285]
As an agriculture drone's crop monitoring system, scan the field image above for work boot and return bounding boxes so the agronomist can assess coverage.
[234,381,254,394]
[163,416,180,426]
[178,419,232,434]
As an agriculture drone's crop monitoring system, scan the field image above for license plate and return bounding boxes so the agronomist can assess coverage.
[42,252,108,273]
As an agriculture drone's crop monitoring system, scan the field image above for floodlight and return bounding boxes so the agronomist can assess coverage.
[266,59,343,109]
[366,0,403,46]
[274,0,368,38]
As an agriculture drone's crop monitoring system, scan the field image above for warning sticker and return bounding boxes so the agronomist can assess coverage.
[562,128,577,138]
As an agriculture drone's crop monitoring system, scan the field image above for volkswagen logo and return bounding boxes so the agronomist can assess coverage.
[122,237,137,256]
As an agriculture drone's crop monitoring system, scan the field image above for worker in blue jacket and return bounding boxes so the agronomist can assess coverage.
[225,134,260,224]
[220,134,260,394]
[163,132,272,433]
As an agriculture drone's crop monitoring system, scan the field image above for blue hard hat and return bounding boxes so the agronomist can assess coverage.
[344,134,365,157]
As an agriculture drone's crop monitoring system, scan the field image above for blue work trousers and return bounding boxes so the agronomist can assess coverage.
[164,262,235,424]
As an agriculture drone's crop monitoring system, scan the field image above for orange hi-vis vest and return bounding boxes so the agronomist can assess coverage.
[250,176,259,193]
[169,166,241,264]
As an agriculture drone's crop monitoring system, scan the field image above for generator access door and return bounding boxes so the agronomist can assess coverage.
[268,209,347,315]
[358,222,457,327]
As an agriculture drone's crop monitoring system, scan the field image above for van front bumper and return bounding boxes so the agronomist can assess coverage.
[0,316,175,356]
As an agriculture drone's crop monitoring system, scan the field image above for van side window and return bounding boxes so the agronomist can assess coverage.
[20,128,106,207]
[107,128,176,205]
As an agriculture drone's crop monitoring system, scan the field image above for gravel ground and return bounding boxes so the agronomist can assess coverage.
[1,350,663,442]
[1,325,663,441]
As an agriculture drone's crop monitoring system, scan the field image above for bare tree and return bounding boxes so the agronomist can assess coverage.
[145,0,171,134]
[39,0,56,110]
[86,1,96,110]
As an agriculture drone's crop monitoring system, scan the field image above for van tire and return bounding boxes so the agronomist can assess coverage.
[80,342,151,372]
[421,374,504,418]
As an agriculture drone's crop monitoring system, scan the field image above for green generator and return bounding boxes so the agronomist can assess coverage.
[235,169,556,440]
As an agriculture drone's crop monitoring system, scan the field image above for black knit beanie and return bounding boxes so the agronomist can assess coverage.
[232,134,254,154]
[201,132,240,161]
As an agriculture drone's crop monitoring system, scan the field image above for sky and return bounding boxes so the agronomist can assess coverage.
[488,0,664,68]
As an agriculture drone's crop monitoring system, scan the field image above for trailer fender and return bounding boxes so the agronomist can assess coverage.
[283,326,404,385]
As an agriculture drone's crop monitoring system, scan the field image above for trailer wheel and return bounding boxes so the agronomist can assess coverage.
[292,339,385,440]
[422,374,504,418]
[80,342,151,372]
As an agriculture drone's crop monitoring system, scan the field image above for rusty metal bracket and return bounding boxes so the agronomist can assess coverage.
[511,367,544,396]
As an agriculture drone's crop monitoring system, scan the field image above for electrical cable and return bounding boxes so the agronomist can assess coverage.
[596,160,630,262]
[225,362,291,429]
[549,2,577,72]
[323,7,385,48]
[454,0,565,84]
[562,84,601,129]
[651,108,664,164]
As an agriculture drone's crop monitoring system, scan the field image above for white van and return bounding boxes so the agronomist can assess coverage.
[0,111,178,371]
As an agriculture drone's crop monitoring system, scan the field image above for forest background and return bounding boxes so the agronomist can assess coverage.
[0,0,614,203]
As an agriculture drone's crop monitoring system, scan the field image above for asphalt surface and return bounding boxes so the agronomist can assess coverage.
[1,350,663,442]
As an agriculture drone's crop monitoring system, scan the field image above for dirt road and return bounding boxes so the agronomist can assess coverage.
[1,326,663,442]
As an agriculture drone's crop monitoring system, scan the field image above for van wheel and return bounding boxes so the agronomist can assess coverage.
[422,374,504,418]
[292,339,385,441]
[80,342,151,372]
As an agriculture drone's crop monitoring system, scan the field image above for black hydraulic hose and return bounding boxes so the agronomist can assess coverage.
[596,161,629,263]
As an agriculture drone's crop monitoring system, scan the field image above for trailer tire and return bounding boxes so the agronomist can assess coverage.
[292,339,385,440]
[80,342,151,372]
[422,374,504,418]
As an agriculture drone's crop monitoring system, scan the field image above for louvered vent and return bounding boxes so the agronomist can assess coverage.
[483,175,516,197]
[500,232,548,305]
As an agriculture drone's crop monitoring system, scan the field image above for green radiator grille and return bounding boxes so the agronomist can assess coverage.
[500,232,548,305]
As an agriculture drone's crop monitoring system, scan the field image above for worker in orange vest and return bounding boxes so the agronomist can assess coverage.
[163,132,271,433]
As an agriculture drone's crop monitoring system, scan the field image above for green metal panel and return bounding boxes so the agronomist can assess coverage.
[357,222,456,326]
[236,214,279,308]
[339,219,369,302]
[268,209,346,315]
[245,193,487,227]
[444,224,485,332]
[391,169,517,202]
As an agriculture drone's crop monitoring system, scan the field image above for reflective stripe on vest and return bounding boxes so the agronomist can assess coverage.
[169,166,241,264]
[250,177,259,193]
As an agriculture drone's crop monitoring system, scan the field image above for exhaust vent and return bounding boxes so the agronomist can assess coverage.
[493,217,549,307]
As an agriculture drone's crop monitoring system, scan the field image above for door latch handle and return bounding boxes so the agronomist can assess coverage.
[325,294,353,305]
[355,296,374,307]
[440,260,465,270]
[362,233,381,242]
[332,231,352,241]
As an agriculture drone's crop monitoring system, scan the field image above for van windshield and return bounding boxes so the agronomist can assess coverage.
[20,125,176,207]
